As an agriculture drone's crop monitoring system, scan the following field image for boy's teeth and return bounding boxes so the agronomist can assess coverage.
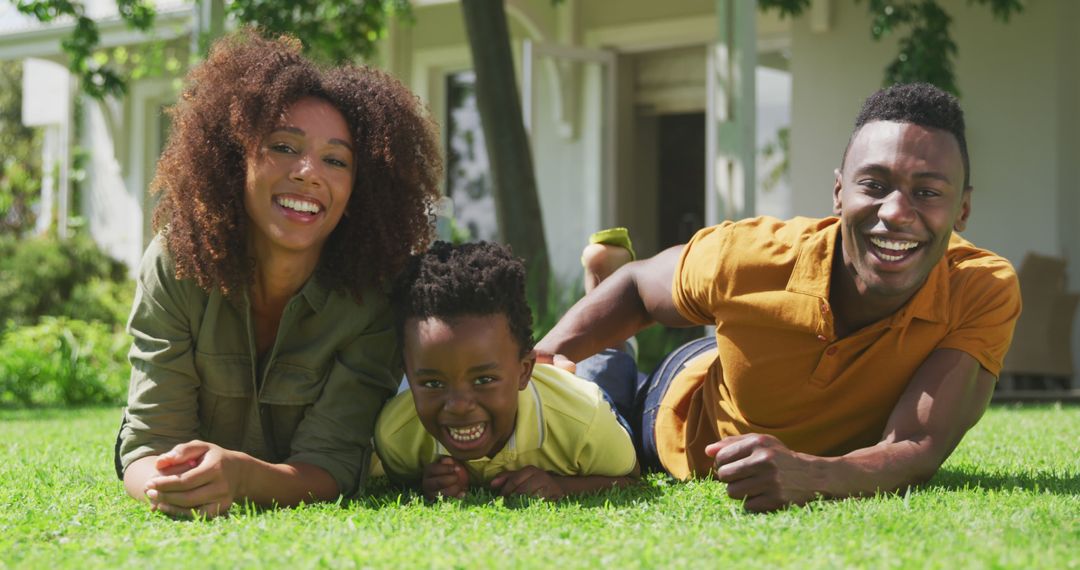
[869,237,918,251]
[447,423,485,442]
[276,197,321,214]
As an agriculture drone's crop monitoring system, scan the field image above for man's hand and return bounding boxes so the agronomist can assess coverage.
[705,434,823,513]
[490,466,566,501]
[143,440,244,518]
[421,456,469,501]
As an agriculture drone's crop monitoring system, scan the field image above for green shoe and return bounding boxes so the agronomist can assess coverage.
[587,227,636,261]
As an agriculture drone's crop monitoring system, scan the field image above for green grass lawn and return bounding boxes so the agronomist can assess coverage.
[0,405,1076,569]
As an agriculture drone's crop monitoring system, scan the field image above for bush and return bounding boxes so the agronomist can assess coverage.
[60,278,136,326]
[0,233,130,327]
[0,317,130,407]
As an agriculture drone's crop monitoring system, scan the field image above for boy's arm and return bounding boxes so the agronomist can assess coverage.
[491,462,640,500]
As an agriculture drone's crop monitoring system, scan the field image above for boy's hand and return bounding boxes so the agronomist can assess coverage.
[422,456,469,501]
[490,466,565,501]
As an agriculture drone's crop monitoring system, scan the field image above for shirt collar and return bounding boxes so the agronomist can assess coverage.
[785,217,950,325]
[236,272,332,314]
[786,217,839,299]
[298,273,331,313]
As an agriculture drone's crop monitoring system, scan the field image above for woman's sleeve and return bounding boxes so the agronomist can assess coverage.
[116,239,202,474]
[287,295,401,497]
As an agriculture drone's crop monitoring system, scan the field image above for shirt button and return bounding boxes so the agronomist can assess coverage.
[817,334,828,342]
[826,347,838,356]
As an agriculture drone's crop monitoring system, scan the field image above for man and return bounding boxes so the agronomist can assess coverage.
[536,83,1021,512]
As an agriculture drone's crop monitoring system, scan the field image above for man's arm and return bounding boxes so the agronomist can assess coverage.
[707,348,994,512]
[536,245,693,362]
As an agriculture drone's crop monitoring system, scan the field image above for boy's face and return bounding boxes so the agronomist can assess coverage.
[403,314,535,461]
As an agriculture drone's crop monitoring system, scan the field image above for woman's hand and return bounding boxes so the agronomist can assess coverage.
[144,440,246,518]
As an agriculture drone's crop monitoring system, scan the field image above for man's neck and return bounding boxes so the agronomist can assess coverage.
[828,238,916,337]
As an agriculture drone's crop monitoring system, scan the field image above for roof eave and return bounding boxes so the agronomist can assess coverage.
[0,8,192,61]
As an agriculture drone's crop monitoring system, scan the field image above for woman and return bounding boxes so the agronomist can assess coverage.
[114,29,441,518]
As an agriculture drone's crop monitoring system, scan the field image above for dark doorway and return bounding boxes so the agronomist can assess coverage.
[656,112,705,249]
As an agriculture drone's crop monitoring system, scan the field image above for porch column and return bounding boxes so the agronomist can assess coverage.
[706,0,756,224]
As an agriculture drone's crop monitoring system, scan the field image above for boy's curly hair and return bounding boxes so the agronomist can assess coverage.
[392,241,534,357]
[151,28,442,297]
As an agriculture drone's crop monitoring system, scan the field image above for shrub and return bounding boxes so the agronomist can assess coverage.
[0,317,130,407]
[0,234,130,327]
[60,278,136,326]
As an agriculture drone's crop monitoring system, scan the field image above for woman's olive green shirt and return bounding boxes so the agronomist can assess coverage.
[116,237,401,496]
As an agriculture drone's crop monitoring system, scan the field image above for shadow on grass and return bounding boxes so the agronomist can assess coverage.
[356,473,669,510]
[928,466,1079,496]
[0,404,121,421]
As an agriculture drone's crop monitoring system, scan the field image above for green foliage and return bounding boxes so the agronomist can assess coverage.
[635,324,704,374]
[14,0,156,99]
[0,161,40,236]
[0,233,129,327]
[758,0,811,19]
[0,317,129,406]
[760,126,790,194]
[0,61,43,236]
[227,0,413,64]
[59,277,136,326]
[19,0,413,98]
[759,0,1025,95]
[0,405,1077,567]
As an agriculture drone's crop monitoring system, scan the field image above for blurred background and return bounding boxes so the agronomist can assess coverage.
[0,0,1076,403]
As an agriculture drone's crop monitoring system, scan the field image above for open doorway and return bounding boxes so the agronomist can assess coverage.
[656,112,706,250]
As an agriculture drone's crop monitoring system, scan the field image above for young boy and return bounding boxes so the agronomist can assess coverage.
[375,241,639,501]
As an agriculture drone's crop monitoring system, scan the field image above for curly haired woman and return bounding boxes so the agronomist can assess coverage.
[114,29,441,518]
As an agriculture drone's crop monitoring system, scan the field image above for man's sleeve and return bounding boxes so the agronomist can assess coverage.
[671,222,735,325]
[287,298,401,497]
[117,240,202,475]
[936,259,1022,377]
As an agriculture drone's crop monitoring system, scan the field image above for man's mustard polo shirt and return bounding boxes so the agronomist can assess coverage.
[374,364,637,484]
[657,216,1021,479]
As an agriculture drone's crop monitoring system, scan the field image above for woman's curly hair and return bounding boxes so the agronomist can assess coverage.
[152,28,442,297]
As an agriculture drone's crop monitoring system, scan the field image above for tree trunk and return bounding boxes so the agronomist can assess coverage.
[460,0,551,314]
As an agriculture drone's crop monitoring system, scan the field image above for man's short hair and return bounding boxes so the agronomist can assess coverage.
[391,241,535,357]
[843,83,970,188]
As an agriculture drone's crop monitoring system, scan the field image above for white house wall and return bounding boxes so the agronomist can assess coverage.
[82,96,143,270]
[789,0,1076,269]
[790,0,1080,385]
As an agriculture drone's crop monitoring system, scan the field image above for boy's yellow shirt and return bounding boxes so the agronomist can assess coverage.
[374,364,636,484]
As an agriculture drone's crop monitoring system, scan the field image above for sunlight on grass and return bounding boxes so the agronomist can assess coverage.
[0,404,1076,568]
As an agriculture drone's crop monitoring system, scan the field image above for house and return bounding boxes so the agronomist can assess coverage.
[1,0,1077,384]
